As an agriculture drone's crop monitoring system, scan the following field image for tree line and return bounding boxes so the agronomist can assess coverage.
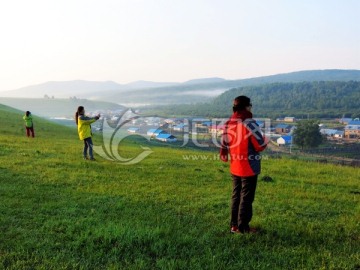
[144,81,360,119]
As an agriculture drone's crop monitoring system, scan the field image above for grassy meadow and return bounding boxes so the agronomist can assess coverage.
[0,104,359,269]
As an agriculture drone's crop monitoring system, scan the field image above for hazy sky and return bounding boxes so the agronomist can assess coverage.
[0,0,359,91]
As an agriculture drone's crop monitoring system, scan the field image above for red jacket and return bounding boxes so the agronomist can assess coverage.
[220,110,267,177]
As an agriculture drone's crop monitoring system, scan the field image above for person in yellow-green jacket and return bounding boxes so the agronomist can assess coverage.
[75,106,100,160]
[23,111,35,137]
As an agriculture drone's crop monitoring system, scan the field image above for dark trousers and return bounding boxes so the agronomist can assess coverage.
[26,126,35,137]
[83,137,93,159]
[230,174,258,231]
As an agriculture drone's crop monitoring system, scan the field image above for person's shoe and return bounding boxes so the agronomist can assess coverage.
[83,156,89,160]
[230,226,241,234]
[89,157,96,161]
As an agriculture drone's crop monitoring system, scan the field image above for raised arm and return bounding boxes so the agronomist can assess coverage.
[79,115,99,125]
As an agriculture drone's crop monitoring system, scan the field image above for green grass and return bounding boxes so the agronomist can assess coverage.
[0,104,359,269]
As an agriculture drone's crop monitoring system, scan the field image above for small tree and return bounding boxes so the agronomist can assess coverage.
[293,120,323,149]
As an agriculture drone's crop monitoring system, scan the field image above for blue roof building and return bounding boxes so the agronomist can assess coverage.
[345,120,360,138]
[156,133,177,142]
[173,123,187,131]
[348,120,360,126]
[339,118,353,124]
[275,124,291,129]
[277,135,292,145]
[320,128,339,136]
[275,124,292,134]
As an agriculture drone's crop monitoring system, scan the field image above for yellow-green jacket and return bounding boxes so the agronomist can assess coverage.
[23,115,33,127]
[77,115,98,140]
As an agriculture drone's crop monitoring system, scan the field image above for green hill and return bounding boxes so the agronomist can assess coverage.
[145,81,360,118]
[213,81,360,118]
[0,104,359,269]
[104,69,360,105]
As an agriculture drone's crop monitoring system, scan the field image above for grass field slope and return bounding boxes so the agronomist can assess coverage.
[0,104,359,269]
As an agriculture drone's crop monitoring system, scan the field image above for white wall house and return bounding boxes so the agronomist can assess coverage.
[277,135,292,145]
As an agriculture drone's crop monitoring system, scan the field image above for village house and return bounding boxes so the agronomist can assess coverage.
[156,133,177,142]
[164,118,176,124]
[339,118,353,125]
[334,131,344,138]
[277,135,292,146]
[320,128,344,138]
[284,117,296,123]
[344,120,360,138]
[127,127,140,134]
[144,117,161,126]
[190,119,211,134]
[147,129,164,136]
[192,119,211,128]
[173,123,187,131]
[275,124,292,134]
[209,124,226,136]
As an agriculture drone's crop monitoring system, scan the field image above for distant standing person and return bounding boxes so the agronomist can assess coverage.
[75,106,100,160]
[23,111,35,138]
[220,96,268,234]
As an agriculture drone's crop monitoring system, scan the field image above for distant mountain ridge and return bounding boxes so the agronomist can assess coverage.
[143,81,360,119]
[0,80,122,99]
[1,70,360,105]
[0,97,124,118]
[0,78,224,99]
[103,69,360,105]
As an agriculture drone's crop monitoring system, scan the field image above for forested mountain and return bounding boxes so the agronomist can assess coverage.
[143,81,360,119]
[105,69,360,105]
[2,70,360,105]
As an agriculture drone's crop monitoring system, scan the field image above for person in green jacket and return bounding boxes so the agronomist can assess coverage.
[23,111,35,137]
[75,106,100,160]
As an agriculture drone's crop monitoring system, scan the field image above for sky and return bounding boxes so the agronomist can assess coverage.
[0,0,359,91]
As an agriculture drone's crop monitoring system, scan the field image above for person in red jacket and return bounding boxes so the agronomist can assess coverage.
[220,95,268,234]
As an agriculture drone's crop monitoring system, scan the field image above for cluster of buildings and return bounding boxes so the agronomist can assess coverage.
[126,117,233,143]
[126,117,271,143]
[126,118,184,143]
[274,118,360,146]
[320,119,360,140]
[343,119,360,139]
[123,115,360,145]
